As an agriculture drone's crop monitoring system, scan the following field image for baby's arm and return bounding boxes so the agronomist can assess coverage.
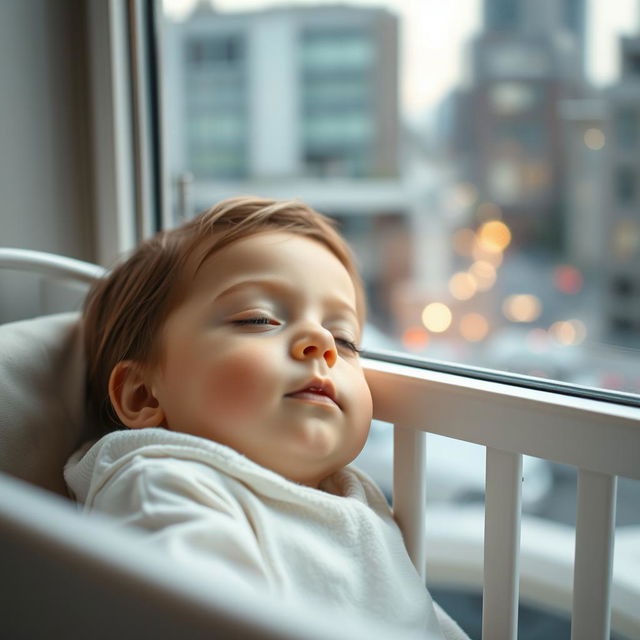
[88,456,271,592]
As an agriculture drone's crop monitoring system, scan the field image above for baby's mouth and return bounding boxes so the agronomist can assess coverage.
[285,381,340,409]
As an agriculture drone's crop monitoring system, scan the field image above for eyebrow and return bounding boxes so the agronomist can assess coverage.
[215,278,359,324]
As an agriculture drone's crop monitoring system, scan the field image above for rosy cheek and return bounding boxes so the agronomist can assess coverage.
[204,345,278,419]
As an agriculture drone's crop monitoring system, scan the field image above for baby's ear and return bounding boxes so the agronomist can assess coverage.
[108,360,165,429]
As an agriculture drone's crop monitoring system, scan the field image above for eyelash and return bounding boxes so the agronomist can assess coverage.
[232,319,360,354]
[336,338,361,354]
[232,317,276,326]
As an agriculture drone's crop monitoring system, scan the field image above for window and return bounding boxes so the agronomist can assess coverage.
[626,52,640,76]
[74,1,640,635]
[301,28,374,69]
[157,8,640,630]
[614,107,639,149]
[186,34,244,66]
[160,0,640,396]
[615,165,637,205]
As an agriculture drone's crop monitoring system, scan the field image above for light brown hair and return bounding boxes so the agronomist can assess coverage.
[83,196,366,433]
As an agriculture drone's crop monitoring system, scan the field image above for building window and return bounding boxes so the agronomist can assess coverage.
[610,275,635,297]
[626,52,640,77]
[615,166,637,205]
[186,35,244,67]
[301,28,374,70]
[181,32,247,179]
[615,108,639,150]
[300,28,377,178]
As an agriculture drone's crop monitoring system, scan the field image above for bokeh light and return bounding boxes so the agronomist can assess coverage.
[612,219,640,259]
[584,128,605,150]
[477,220,512,253]
[472,242,504,266]
[549,319,587,346]
[553,264,583,294]
[502,294,542,323]
[449,272,477,300]
[402,326,430,351]
[421,302,452,333]
[459,313,489,342]
[469,260,497,291]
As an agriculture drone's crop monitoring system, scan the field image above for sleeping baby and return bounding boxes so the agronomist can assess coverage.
[65,196,467,639]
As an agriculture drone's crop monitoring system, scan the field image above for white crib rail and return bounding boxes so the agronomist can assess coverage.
[571,470,617,640]
[364,357,640,640]
[483,448,522,639]
[0,247,107,283]
[393,427,427,580]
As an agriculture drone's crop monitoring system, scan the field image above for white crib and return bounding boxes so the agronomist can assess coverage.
[1,248,639,639]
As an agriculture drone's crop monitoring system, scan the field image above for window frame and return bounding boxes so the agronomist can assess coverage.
[87,0,166,267]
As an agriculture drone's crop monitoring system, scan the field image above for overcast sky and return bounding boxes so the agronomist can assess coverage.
[164,0,640,120]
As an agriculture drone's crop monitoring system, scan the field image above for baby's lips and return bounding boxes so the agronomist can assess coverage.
[285,378,341,409]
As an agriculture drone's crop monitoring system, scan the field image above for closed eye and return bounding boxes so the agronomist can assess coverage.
[335,338,361,354]
[232,317,279,326]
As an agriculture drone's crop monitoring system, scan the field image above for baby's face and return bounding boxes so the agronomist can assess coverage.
[148,231,372,487]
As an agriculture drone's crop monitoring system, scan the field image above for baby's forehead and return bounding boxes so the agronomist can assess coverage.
[180,231,365,324]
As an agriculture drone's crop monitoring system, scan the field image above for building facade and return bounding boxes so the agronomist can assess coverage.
[452,0,587,250]
[604,32,640,348]
[162,3,427,333]
[163,4,398,183]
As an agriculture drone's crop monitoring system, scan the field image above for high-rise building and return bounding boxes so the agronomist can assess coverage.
[452,0,587,249]
[162,4,398,182]
[484,0,586,60]
[559,97,607,272]
[603,30,640,347]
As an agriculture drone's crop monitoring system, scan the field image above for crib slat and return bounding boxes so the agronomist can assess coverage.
[482,448,523,640]
[570,470,617,640]
[393,426,426,579]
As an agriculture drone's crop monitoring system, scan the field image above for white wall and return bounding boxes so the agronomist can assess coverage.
[0,0,94,322]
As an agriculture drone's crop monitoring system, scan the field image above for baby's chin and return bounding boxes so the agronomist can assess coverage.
[261,442,351,489]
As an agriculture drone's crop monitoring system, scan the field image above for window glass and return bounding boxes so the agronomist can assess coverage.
[159,3,640,633]
[614,106,639,148]
[302,28,375,69]
[160,1,640,395]
[615,165,637,204]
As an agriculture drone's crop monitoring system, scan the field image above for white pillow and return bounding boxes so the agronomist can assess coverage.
[0,312,88,495]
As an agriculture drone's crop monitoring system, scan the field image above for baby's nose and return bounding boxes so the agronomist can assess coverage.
[291,329,337,367]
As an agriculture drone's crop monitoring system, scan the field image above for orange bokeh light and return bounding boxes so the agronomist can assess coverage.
[449,272,477,300]
[549,319,587,346]
[477,220,512,253]
[472,242,504,266]
[469,260,497,291]
[502,294,542,323]
[459,313,489,342]
[402,326,430,351]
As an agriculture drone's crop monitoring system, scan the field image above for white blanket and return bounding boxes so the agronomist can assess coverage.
[66,429,463,638]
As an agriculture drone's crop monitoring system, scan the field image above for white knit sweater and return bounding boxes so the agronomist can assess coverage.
[65,429,455,638]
